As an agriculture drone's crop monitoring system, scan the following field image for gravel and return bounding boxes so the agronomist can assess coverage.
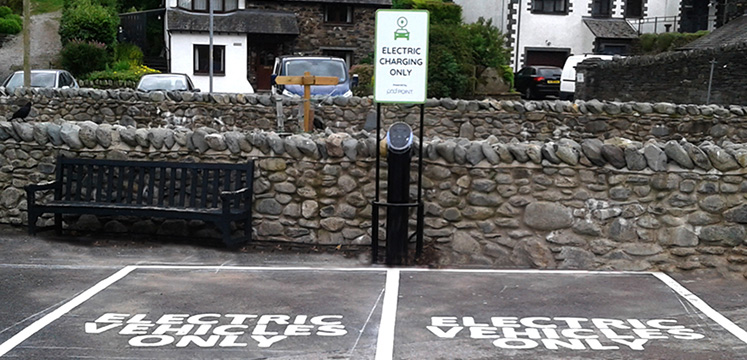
[0,11,63,82]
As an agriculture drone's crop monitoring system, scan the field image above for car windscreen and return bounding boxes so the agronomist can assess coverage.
[538,68,561,77]
[4,72,56,89]
[138,76,189,91]
[284,59,346,82]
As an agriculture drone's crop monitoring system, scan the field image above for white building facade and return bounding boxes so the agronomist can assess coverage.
[164,0,256,93]
[458,0,716,72]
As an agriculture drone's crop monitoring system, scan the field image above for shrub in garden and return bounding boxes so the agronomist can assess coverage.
[0,6,21,35]
[59,0,119,47]
[0,0,21,15]
[350,64,373,97]
[60,39,109,77]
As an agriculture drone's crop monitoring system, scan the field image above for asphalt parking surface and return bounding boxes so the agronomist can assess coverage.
[0,226,745,359]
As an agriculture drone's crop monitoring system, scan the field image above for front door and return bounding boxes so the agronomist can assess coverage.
[252,44,279,91]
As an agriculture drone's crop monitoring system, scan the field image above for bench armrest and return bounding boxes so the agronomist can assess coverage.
[220,187,251,199]
[220,187,252,213]
[26,181,58,192]
[26,180,59,207]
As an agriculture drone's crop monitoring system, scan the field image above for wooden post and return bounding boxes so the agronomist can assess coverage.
[274,71,338,132]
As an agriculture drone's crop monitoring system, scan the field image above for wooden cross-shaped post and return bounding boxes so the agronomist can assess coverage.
[274,71,339,132]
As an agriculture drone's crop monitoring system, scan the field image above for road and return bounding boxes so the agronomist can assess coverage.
[0,226,745,359]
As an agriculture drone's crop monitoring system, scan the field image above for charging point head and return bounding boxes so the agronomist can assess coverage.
[386,122,413,153]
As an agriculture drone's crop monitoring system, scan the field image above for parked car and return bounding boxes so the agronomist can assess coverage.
[1,70,79,93]
[514,65,562,100]
[559,54,615,100]
[271,56,358,98]
[136,73,200,92]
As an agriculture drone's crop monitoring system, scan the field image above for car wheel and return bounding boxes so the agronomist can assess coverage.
[526,88,534,100]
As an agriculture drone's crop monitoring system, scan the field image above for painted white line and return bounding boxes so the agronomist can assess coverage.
[0,266,136,357]
[375,269,400,360]
[653,272,747,344]
[132,264,654,276]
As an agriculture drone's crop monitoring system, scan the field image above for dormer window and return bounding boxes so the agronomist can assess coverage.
[178,0,238,13]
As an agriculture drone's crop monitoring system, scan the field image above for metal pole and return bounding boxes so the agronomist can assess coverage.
[415,104,424,258]
[22,0,30,88]
[372,103,381,263]
[209,0,214,93]
[706,59,716,105]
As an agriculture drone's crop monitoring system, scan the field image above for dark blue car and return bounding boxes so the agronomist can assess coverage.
[271,56,358,98]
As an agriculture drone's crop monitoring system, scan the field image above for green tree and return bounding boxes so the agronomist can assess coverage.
[59,0,119,47]
[393,0,511,98]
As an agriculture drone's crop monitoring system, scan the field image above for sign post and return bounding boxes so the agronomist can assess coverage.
[274,72,338,132]
[374,10,429,103]
[372,10,428,265]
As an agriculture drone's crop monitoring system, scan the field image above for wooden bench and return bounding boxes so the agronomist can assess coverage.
[25,156,254,247]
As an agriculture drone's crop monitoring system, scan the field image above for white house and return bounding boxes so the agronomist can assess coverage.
[164,0,273,93]
[157,0,388,93]
[457,0,716,72]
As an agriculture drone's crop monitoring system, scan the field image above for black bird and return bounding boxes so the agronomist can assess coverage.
[10,102,31,120]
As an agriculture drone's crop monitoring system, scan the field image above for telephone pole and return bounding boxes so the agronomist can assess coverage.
[23,0,30,87]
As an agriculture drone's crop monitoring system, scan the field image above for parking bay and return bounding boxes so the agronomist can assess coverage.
[0,267,745,359]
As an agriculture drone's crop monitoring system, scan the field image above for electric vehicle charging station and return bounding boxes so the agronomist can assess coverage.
[384,123,414,265]
[371,10,429,265]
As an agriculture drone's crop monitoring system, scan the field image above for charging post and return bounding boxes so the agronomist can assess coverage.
[371,9,429,265]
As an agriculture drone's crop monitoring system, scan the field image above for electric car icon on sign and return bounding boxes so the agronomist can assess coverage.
[394,16,409,40]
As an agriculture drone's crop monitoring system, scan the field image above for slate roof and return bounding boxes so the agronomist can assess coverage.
[167,8,299,35]
[678,14,747,50]
[583,18,638,39]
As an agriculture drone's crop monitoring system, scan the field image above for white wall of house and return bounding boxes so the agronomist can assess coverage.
[170,33,255,93]
[509,0,688,71]
[166,0,248,9]
[510,0,597,71]
[454,0,509,32]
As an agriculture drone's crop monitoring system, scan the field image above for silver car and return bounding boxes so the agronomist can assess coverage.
[136,73,200,92]
[2,70,80,92]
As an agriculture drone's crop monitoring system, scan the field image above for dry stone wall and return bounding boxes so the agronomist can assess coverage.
[1,89,746,277]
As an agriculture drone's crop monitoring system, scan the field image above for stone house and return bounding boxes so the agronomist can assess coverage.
[454,0,717,71]
[122,0,390,93]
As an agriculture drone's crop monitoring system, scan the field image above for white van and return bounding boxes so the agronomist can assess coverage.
[559,54,615,100]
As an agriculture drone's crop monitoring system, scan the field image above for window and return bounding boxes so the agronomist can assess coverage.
[592,0,612,17]
[625,0,643,18]
[194,45,225,75]
[532,0,567,14]
[322,50,353,67]
[177,0,237,13]
[325,5,352,24]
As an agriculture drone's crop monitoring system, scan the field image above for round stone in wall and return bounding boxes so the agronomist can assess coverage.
[523,202,573,230]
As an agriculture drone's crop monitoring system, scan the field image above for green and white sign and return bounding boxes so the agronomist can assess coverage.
[374,10,429,104]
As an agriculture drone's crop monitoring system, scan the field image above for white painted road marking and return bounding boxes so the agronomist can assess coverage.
[1,266,745,358]
[375,269,400,360]
[0,265,137,357]
[653,272,747,344]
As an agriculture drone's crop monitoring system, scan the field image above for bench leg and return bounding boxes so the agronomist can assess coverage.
[217,221,232,247]
[28,211,38,235]
[54,214,62,235]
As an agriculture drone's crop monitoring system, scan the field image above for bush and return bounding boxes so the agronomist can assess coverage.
[60,39,110,76]
[466,17,510,69]
[0,0,21,14]
[428,23,473,98]
[84,64,159,82]
[350,64,373,97]
[115,42,144,64]
[59,0,119,47]
[0,9,21,34]
[634,30,709,54]
[0,5,11,16]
